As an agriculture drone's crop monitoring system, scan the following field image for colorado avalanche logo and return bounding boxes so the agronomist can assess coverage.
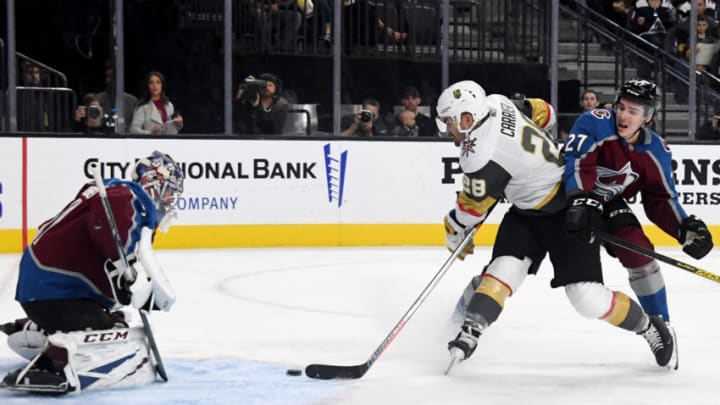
[462,136,477,157]
[594,162,639,201]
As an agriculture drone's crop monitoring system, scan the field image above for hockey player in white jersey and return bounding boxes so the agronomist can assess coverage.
[438,80,676,371]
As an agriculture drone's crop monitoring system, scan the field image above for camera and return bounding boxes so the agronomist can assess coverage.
[87,105,102,119]
[239,75,268,102]
[358,109,374,123]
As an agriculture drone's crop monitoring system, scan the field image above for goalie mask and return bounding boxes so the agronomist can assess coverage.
[435,80,490,138]
[132,151,184,230]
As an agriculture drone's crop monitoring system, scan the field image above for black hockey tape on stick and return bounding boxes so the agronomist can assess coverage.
[90,163,169,382]
[598,232,720,284]
[304,227,479,380]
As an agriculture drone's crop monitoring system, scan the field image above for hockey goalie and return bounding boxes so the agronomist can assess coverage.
[1,151,184,394]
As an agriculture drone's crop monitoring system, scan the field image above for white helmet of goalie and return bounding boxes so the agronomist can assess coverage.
[435,80,490,136]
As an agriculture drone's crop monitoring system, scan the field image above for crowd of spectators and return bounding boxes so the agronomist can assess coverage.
[18,0,720,140]
[589,0,720,75]
[236,0,441,55]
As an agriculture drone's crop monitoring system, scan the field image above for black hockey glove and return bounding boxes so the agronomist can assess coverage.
[678,215,713,259]
[105,259,136,306]
[566,194,603,243]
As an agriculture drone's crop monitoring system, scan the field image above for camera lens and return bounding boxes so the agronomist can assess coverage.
[359,111,373,123]
[88,106,100,119]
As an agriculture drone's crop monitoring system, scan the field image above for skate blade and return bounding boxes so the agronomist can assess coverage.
[444,348,464,375]
[666,326,679,371]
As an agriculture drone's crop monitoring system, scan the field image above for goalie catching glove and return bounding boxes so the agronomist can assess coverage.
[678,215,713,259]
[444,210,477,260]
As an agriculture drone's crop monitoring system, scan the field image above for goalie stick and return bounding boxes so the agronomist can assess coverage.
[90,163,169,382]
[304,227,478,380]
[598,232,720,284]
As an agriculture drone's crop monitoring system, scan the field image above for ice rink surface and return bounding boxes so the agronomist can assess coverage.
[0,245,719,404]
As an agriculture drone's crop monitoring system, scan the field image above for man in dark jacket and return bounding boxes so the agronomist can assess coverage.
[234,72,289,135]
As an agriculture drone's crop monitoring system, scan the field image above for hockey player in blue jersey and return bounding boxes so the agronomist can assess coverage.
[563,79,713,370]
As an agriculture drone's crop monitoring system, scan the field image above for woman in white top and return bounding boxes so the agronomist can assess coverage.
[130,71,184,134]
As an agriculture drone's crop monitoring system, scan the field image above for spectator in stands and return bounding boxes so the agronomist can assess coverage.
[340,98,388,136]
[301,0,332,46]
[17,62,48,132]
[630,0,675,49]
[678,15,717,72]
[394,86,437,137]
[20,62,42,86]
[342,0,407,55]
[73,93,112,134]
[559,89,602,141]
[606,0,633,29]
[130,71,183,135]
[392,108,420,137]
[248,0,301,53]
[629,0,676,78]
[697,102,720,140]
[234,72,289,135]
[96,61,138,132]
[676,0,719,42]
[580,89,602,111]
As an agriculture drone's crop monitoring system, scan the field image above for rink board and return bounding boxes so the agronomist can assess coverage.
[0,136,718,251]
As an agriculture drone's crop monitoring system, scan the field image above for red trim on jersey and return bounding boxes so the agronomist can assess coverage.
[457,203,486,219]
[600,291,617,319]
[22,137,28,249]
[482,273,514,296]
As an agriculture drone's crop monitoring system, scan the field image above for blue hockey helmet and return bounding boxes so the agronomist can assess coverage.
[132,151,184,222]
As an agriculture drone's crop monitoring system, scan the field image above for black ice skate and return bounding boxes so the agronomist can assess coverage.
[445,320,482,374]
[638,315,676,369]
[1,367,70,394]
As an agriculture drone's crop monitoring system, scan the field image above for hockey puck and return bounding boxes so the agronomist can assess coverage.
[286,369,303,377]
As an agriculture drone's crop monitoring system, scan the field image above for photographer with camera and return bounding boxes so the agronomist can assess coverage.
[234,72,289,135]
[340,98,387,137]
[73,93,112,134]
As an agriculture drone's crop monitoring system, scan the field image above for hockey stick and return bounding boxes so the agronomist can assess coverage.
[90,164,169,382]
[598,232,720,284]
[304,227,478,380]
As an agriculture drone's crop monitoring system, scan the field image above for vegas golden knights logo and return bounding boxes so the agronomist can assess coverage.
[453,89,461,98]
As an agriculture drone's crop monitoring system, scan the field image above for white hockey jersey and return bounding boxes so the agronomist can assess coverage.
[454,94,566,226]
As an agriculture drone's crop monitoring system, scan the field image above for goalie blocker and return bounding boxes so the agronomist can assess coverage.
[2,325,159,394]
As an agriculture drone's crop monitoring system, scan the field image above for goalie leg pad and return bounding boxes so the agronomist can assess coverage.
[6,320,48,361]
[47,327,157,393]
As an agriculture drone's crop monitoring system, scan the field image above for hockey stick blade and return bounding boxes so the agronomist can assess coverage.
[305,363,369,380]
[140,310,169,382]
